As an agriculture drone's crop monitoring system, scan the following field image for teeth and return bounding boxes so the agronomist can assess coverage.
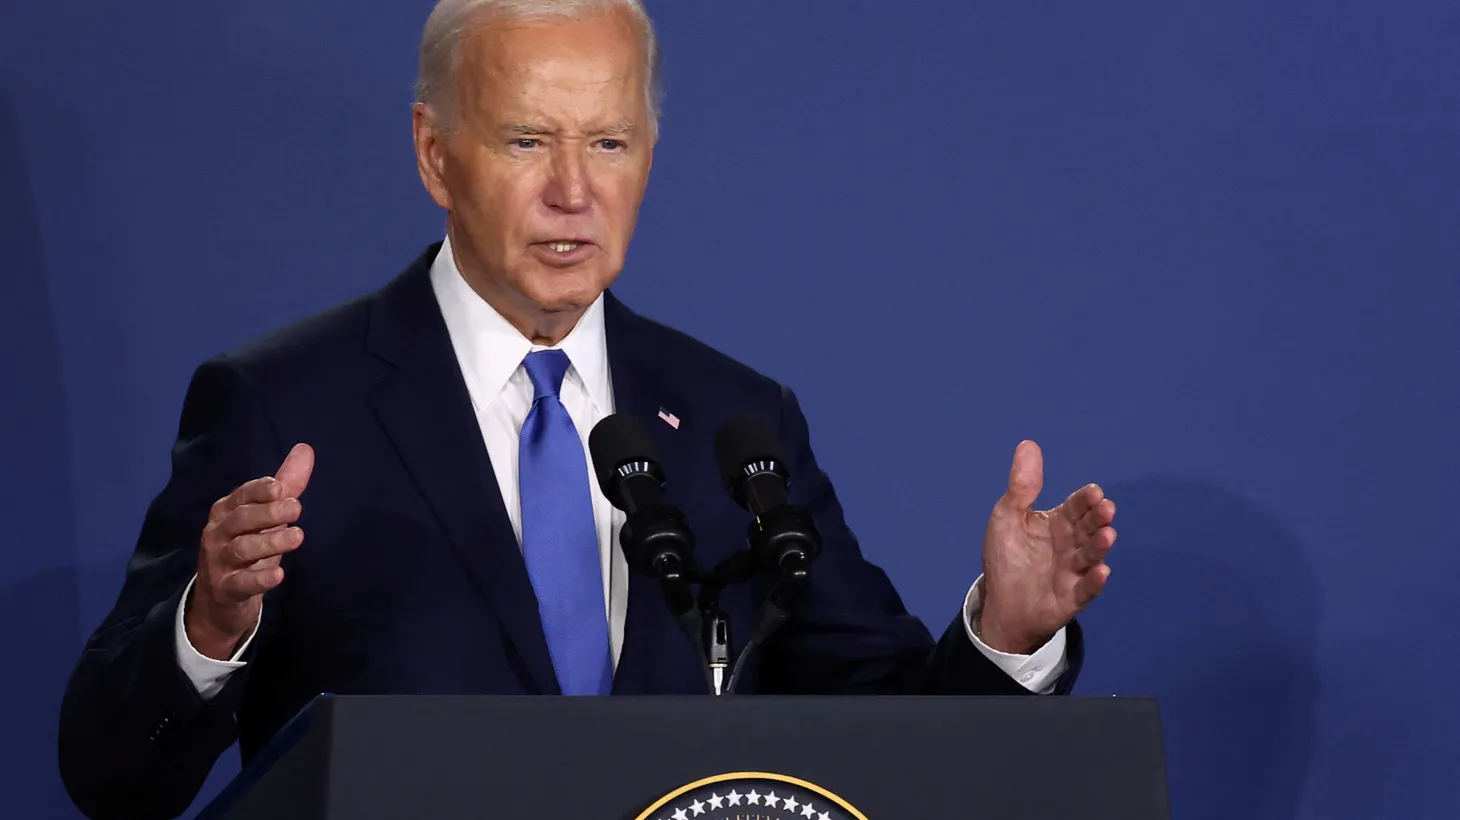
[547,242,581,253]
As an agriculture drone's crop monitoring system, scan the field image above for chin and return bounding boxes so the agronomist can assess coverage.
[522,279,605,314]
[521,264,616,313]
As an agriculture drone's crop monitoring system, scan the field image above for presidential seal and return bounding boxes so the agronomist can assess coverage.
[633,772,869,820]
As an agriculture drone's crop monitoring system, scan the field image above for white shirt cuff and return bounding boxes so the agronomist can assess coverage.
[962,575,1068,694]
[174,574,260,700]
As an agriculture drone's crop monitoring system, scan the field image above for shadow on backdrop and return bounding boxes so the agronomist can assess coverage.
[1077,477,1323,820]
[0,92,84,817]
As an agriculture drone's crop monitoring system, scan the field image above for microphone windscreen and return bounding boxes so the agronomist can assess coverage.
[588,413,662,498]
[712,414,787,497]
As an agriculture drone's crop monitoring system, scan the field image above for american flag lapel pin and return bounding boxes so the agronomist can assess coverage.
[656,407,681,430]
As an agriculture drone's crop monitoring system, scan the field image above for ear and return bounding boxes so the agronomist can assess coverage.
[412,102,453,211]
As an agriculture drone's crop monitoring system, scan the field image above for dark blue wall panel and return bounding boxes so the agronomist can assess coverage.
[2,2,1456,817]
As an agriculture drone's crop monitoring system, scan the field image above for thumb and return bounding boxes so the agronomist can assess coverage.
[275,443,315,499]
[1002,440,1043,511]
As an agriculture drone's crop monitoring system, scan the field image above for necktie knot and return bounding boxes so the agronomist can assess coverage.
[522,349,571,401]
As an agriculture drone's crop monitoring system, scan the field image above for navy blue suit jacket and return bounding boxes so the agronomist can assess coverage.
[59,244,1083,819]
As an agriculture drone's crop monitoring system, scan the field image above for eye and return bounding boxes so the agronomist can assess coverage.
[597,139,625,151]
[512,138,540,149]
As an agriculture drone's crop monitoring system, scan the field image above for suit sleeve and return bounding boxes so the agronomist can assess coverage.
[757,386,1084,696]
[58,355,284,820]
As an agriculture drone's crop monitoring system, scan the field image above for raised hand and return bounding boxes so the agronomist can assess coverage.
[977,440,1116,655]
[185,443,314,660]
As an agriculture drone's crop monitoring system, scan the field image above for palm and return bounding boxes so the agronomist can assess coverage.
[979,441,1116,653]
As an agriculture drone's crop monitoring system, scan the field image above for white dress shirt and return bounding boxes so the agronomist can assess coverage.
[175,236,1067,697]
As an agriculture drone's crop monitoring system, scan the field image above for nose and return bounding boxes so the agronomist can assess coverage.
[543,144,591,214]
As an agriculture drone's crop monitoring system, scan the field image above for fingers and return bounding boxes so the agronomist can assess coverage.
[1061,484,1105,525]
[206,441,313,537]
[1069,497,1116,571]
[1074,563,1111,607]
[227,527,304,565]
[1002,440,1044,511]
[275,443,315,499]
[209,476,282,519]
[218,565,286,602]
[1097,524,1117,552]
[197,447,312,613]
[1075,525,1117,567]
[1074,497,1116,534]
[253,552,285,571]
[190,452,311,639]
[214,497,302,543]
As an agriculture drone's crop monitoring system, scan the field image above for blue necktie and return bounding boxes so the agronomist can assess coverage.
[518,350,612,695]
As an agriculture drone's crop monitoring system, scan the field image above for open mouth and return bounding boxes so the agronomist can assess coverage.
[531,240,597,266]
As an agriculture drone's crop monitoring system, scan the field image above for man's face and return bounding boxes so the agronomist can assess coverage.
[416,8,654,326]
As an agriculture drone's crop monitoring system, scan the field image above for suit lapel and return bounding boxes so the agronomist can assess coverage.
[364,248,559,695]
[603,294,696,508]
[603,292,706,694]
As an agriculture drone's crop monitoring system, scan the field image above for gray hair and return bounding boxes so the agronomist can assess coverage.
[414,0,663,136]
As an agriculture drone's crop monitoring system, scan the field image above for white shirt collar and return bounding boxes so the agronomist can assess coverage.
[428,234,612,411]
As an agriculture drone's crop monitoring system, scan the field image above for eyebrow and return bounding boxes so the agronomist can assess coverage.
[501,122,638,137]
[504,123,551,136]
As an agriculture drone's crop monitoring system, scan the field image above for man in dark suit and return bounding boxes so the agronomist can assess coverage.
[58,1,1118,817]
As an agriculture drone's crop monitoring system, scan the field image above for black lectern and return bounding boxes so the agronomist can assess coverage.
[196,695,1170,819]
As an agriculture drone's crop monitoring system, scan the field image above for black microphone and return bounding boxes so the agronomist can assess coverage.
[713,414,822,581]
[589,413,696,586]
[712,414,823,694]
[588,413,714,692]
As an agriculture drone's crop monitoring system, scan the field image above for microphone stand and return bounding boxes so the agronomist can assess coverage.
[618,511,774,698]
[694,513,820,696]
[722,506,821,695]
[618,506,719,695]
[633,503,818,697]
[656,558,716,695]
[706,608,730,695]
[723,556,809,695]
[695,551,755,696]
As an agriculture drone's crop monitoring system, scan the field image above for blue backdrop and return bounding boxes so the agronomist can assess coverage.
[3,1,1456,818]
